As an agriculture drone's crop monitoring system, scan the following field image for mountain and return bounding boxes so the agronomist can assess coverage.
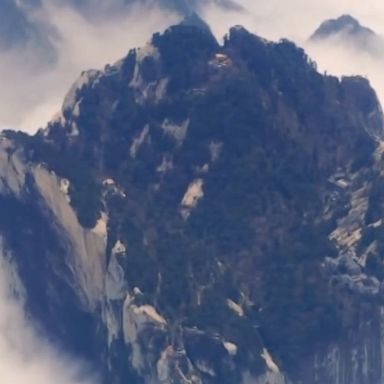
[311,14,375,40]
[310,14,384,54]
[2,21,384,384]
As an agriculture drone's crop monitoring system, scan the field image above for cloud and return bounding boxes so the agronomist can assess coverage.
[0,245,98,384]
[201,0,384,108]
[201,0,384,42]
[3,0,384,131]
[0,1,179,133]
[304,40,384,108]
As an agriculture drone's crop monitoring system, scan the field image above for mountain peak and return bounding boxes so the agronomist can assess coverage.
[179,11,213,35]
[310,14,375,41]
[4,20,384,384]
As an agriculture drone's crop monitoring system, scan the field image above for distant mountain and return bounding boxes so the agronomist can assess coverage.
[0,0,230,54]
[311,15,375,40]
[2,19,384,384]
[310,14,384,54]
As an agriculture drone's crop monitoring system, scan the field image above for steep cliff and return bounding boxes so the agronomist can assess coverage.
[2,22,384,384]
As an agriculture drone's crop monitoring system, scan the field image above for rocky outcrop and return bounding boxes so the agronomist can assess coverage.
[2,21,384,384]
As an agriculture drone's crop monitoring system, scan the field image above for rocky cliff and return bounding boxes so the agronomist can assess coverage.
[2,21,384,384]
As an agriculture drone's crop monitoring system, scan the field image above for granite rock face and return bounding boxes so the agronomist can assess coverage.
[2,21,384,384]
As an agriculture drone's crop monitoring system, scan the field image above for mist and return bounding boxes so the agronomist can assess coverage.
[0,243,98,384]
[201,0,384,108]
[0,1,179,132]
[0,1,383,382]
[3,1,384,133]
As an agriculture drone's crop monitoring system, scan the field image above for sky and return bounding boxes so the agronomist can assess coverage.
[201,0,384,108]
[1,0,384,133]
[0,1,179,132]
[201,0,384,42]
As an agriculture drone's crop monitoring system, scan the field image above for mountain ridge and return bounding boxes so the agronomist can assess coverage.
[310,14,375,40]
[309,14,384,56]
[2,21,384,384]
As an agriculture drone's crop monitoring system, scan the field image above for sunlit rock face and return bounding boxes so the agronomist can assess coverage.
[2,19,384,384]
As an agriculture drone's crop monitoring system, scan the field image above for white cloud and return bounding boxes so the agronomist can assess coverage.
[0,1,179,133]
[201,0,384,42]
[200,0,384,109]
[0,244,98,384]
[2,0,384,130]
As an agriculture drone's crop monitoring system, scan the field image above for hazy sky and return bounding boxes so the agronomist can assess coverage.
[0,1,179,132]
[201,0,384,108]
[202,0,384,42]
[1,0,384,133]
[0,2,384,383]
